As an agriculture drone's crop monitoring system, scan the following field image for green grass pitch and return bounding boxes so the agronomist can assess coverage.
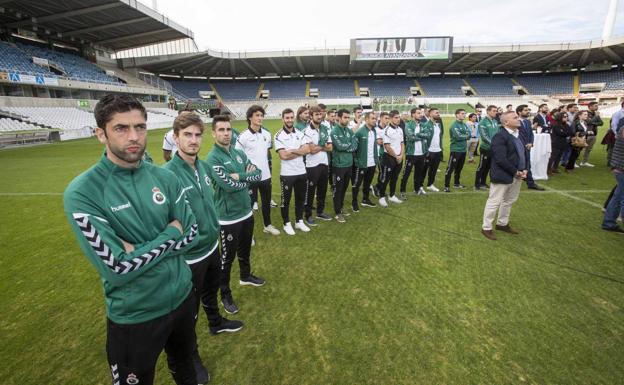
[1,118,623,385]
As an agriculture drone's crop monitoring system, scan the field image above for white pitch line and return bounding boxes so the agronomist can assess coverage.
[540,186,606,209]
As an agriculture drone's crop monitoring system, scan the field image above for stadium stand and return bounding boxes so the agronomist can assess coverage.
[580,69,624,91]
[212,80,260,100]
[167,79,213,99]
[358,78,414,97]
[310,79,355,98]
[467,76,516,96]
[0,117,43,132]
[0,107,96,130]
[418,77,466,96]
[262,79,307,99]
[515,73,574,95]
[0,41,57,77]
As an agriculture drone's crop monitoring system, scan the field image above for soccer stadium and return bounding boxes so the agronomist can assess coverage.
[1,0,624,384]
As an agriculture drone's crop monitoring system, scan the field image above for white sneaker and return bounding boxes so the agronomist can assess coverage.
[263,224,280,235]
[252,202,258,211]
[294,220,310,232]
[417,187,427,195]
[584,162,595,167]
[379,197,388,207]
[251,236,255,246]
[574,163,580,168]
[389,195,403,204]
[427,185,440,192]
[270,199,278,207]
[283,222,295,235]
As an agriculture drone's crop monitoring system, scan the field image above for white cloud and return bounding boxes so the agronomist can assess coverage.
[146,0,623,51]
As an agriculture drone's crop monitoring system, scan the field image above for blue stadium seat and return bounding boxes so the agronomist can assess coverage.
[357,78,413,97]
[417,77,465,96]
[580,69,624,91]
[211,80,260,100]
[467,76,515,96]
[262,79,306,99]
[310,79,355,98]
[515,73,573,94]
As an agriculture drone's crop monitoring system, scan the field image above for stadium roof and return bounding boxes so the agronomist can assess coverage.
[0,0,194,51]
[124,36,624,77]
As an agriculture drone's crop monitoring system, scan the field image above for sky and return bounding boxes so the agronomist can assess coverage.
[144,0,624,52]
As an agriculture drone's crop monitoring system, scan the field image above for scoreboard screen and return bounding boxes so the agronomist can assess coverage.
[350,36,452,61]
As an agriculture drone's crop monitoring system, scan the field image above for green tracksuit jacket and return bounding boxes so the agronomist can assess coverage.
[478,117,500,152]
[64,154,198,324]
[404,120,433,155]
[204,144,262,224]
[354,125,378,168]
[449,120,472,152]
[164,153,220,263]
[331,123,357,168]
[295,121,307,132]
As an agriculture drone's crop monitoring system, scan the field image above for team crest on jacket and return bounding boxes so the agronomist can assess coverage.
[236,155,243,164]
[204,175,211,186]
[126,373,139,384]
[152,187,166,205]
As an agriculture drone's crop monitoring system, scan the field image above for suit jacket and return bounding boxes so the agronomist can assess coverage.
[490,129,526,184]
[518,118,534,147]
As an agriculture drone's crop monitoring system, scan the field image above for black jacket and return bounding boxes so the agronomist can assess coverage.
[490,129,526,184]
[550,123,571,149]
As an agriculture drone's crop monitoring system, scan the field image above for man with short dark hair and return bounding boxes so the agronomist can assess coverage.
[581,101,603,167]
[349,106,363,132]
[444,109,471,192]
[275,108,311,235]
[481,111,527,240]
[533,103,551,133]
[506,104,513,112]
[165,113,243,384]
[237,105,280,235]
[205,115,266,315]
[331,109,357,222]
[353,111,379,210]
[517,104,545,190]
[304,106,333,225]
[475,105,500,190]
[423,107,444,191]
[64,94,200,385]
[400,107,431,197]
[378,110,404,206]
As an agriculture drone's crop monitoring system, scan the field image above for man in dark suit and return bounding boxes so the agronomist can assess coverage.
[481,111,528,240]
[517,104,545,190]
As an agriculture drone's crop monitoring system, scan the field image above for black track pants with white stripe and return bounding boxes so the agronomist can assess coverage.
[400,154,426,193]
[444,151,467,187]
[424,151,442,187]
[219,216,254,298]
[280,173,307,224]
[352,166,376,203]
[332,166,352,215]
[250,178,272,227]
[305,164,329,217]
[378,154,402,198]
[474,148,491,187]
[189,247,222,328]
[106,293,197,385]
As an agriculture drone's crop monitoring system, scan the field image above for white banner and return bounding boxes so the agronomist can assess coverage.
[20,75,37,84]
[105,70,116,76]
[44,77,59,86]
[32,57,49,66]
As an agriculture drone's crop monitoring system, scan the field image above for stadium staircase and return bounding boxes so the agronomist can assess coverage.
[463,79,477,95]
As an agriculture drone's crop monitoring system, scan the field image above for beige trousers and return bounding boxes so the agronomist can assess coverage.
[482,179,522,230]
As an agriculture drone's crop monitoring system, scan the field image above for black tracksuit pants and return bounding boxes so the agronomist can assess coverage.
[189,247,222,328]
[474,148,492,187]
[280,173,307,224]
[106,293,197,385]
[332,166,352,215]
[379,154,402,198]
[400,154,426,193]
[444,151,466,187]
[305,164,329,217]
[352,165,376,203]
[219,216,254,299]
[250,178,272,227]
[425,151,442,187]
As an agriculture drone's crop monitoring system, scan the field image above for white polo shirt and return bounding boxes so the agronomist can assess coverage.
[274,127,310,176]
[383,125,404,156]
[429,122,441,153]
[303,124,332,168]
[412,122,424,156]
[235,127,271,181]
[348,120,362,132]
[367,129,376,167]
[162,129,177,155]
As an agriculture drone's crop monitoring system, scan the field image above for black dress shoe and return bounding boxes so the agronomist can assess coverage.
[528,184,545,191]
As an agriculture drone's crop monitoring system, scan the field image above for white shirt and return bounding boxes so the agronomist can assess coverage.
[383,125,404,156]
[504,127,519,138]
[367,129,376,167]
[375,126,385,156]
[235,128,271,181]
[162,129,177,155]
[412,122,424,156]
[274,127,310,176]
[429,122,441,152]
[303,124,332,167]
[348,120,362,132]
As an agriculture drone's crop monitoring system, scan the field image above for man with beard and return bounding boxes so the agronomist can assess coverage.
[304,106,333,225]
[64,94,200,385]
[352,111,379,210]
[378,110,405,206]
[275,108,312,234]
[331,109,357,222]
[206,115,266,315]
